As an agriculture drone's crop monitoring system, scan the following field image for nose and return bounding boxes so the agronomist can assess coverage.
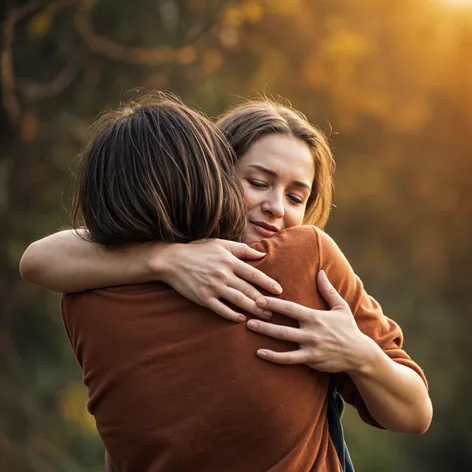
[261,190,285,218]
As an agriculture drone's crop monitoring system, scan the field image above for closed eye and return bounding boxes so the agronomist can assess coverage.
[288,194,304,204]
[248,179,268,189]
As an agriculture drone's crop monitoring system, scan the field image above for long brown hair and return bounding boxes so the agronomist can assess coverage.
[217,99,335,228]
[72,93,246,245]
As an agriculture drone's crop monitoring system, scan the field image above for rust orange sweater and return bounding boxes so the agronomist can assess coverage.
[62,226,427,471]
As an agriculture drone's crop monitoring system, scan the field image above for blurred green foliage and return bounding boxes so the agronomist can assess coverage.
[1,0,471,470]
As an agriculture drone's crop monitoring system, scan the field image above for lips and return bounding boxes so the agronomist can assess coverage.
[250,221,279,238]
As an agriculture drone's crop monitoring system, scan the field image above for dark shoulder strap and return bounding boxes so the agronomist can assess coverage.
[105,450,116,472]
[327,377,355,472]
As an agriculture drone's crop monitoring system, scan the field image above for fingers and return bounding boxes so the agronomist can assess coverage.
[317,270,348,310]
[224,241,266,260]
[255,297,311,322]
[231,277,265,303]
[205,298,247,323]
[246,319,309,343]
[219,287,272,319]
[256,348,309,365]
[229,279,273,319]
[233,258,282,295]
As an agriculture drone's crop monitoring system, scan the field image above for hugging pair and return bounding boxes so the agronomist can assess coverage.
[21,93,431,471]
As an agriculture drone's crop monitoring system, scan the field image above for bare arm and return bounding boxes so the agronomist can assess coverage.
[344,331,432,435]
[20,230,158,293]
[314,271,432,435]
[20,230,283,321]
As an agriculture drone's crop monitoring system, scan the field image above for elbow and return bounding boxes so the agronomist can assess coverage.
[413,400,433,435]
[19,242,43,284]
[405,418,432,436]
[402,398,433,435]
[380,397,433,435]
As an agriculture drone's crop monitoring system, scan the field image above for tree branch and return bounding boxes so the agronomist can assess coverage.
[178,0,225,46]
[17,52,85,101]
[9,0,50,23]
[10,0,79,22]
[74,1,226,66]
[1,0,81,126]
[74,5,176,65]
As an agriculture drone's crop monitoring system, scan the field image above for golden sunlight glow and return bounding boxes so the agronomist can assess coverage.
[446,0,472,4]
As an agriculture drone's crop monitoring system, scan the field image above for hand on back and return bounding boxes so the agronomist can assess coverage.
[246,271,374,373]
[157,239,283,322]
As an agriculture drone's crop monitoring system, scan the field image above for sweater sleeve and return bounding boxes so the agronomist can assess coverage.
[313,226,428,428]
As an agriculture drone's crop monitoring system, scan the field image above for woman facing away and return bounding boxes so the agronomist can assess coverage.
[20,97,432,464]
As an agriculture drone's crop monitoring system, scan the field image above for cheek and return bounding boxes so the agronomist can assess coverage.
[284,207,306,229]
[241,183,262,211]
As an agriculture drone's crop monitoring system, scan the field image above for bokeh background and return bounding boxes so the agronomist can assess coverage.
[1,0,471,470]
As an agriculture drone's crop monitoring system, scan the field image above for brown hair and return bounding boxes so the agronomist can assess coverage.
[72,93,246,245]
[216,100,335,228]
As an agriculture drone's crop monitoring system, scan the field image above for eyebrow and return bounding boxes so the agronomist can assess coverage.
[247,164,312,191]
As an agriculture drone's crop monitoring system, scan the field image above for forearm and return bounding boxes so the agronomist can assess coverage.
[347,336,432,434]
[20,230,167,292]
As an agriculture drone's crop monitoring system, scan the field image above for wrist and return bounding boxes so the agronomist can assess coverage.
[146,242,181,283]
[345,334,383,378]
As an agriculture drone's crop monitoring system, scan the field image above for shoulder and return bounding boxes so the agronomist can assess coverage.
[249,226,320,291]
[271,225,318,246]
[311,227,351,272]
[257,225,319,254]
[252,225,351,273]
[250,226,320,275]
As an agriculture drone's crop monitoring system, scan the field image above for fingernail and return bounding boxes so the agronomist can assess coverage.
[256,297,267,307]
[274,284,282,294]
[320,270,327,282]
[238,315,246,322]
[257,310,271,320]
[247,320,259,329]
[257,350,268,358]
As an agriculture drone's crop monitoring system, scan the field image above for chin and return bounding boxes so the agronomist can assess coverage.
[241,229,261,246]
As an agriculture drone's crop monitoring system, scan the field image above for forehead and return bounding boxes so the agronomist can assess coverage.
[236,133,315,184]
